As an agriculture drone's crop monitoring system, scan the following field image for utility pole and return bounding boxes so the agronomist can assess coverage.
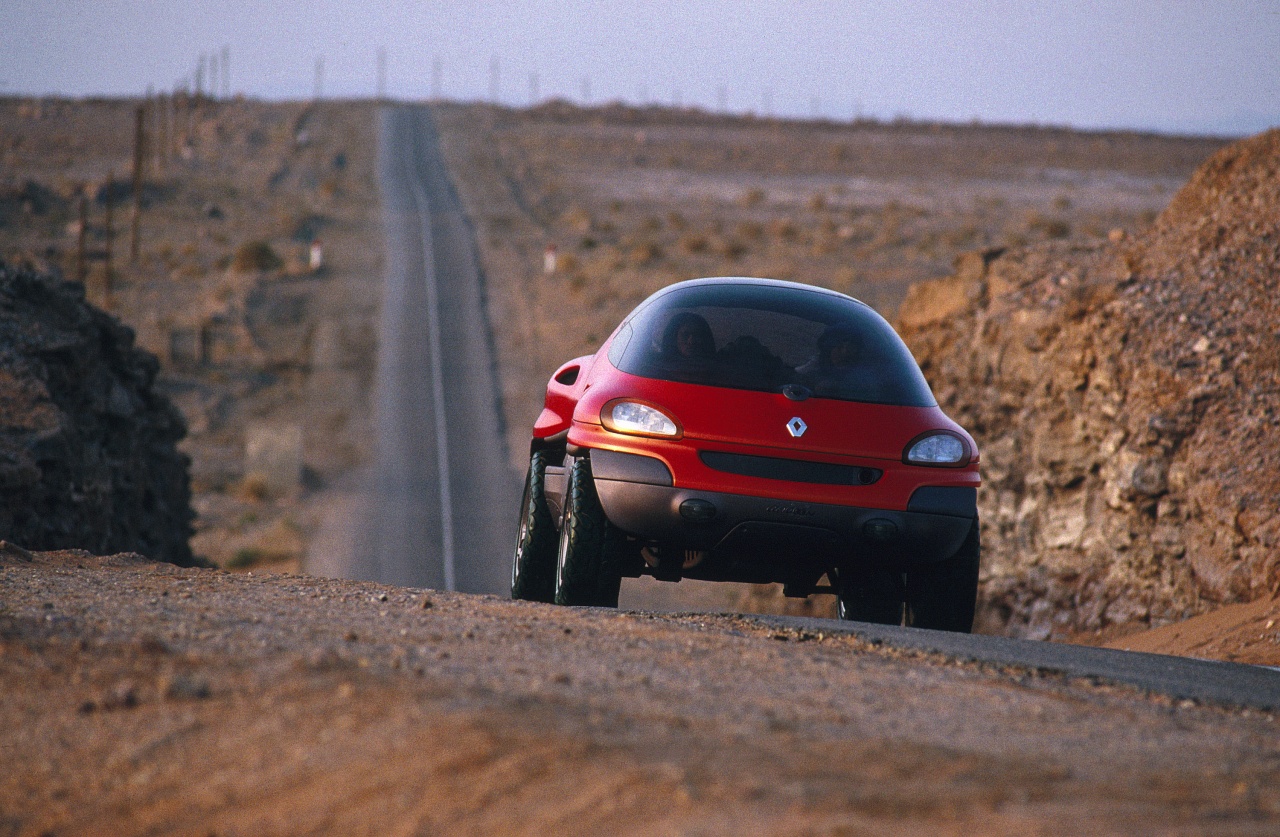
[314,56,325,100]
[222,45,230,97]
[377,47,387,100]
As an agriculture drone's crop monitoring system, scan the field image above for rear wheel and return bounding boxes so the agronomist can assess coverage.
[554,457,622,607]
[904,517,981,633]
[511,450,557,602]
[835,566,905,625]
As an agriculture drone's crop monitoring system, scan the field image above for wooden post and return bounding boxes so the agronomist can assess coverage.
[131,104,145,262]
[76,193,88,282]
[154,93,166,174]
[103,170,114,301]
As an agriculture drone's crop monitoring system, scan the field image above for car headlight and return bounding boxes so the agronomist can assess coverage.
[904,431,969,466]
[602,399,681,438]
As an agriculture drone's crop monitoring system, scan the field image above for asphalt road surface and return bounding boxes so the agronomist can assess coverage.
[329,105,518,593]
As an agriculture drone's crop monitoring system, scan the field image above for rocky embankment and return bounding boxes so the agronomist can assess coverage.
[897,129,1280,639]
[0,262,195,564]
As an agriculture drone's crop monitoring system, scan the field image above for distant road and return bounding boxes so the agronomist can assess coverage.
[327,105,518,593]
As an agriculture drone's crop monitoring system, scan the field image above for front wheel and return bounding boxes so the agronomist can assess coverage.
[835,566,905,626]
[554,457,622,608]
[511,450,557,602]
[904,517,981,633]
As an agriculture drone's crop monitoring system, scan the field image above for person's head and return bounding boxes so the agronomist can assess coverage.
[662,312,715,358]
[817,324,863,367]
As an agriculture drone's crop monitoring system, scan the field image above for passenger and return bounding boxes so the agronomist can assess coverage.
[798,324,872,396]
[661,312,715,360]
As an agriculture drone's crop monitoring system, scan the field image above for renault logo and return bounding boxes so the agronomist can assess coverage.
[787,417,807,438]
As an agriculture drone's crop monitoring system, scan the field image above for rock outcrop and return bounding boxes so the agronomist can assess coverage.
[0,262,196,565]
[898,129,1280,639]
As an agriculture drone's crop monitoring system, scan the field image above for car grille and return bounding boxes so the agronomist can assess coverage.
[699,451,882,486]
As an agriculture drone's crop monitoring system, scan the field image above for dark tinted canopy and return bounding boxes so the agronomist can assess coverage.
[608,281,936,407]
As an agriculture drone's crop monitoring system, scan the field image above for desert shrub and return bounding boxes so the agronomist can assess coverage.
[1026,213,1070,239]
[712,237,747,260]
[678,233,709,254]
[769,218,800,241]
[640,215,663,232]
[227,547,263,569]
[628,242,663,265]
[665,211,687,231]
[808,193,828,212]
[232,240,283,272]
[739,188,766,208]
[735,220,764,241]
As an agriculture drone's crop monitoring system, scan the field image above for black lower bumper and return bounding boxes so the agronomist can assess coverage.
[593,478,975,569]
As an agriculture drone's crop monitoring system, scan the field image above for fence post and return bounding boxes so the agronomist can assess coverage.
[131,103,145,262]
[103,170,114,300]
[76,193,88,282]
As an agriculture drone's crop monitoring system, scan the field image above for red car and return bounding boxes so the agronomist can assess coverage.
[511,277,981,631]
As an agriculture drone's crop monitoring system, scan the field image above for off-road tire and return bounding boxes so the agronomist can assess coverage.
[904,516,981,633]
[554,457,622,607]
[511,450,557,602]
[835,566,906,625]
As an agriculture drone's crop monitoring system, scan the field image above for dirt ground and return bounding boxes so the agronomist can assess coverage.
[3,546,1278,835]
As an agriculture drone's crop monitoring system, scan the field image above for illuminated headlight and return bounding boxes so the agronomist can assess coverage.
[602,400,680,438]
[905,432,969,466]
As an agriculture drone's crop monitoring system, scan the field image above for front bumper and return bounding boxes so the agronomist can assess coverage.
[585,448,975,567]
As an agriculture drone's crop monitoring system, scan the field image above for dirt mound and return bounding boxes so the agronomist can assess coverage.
[0,262,196,565]
[897,129,1280,640]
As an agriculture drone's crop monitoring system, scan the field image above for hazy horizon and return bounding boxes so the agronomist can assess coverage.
[3,0,1277,137]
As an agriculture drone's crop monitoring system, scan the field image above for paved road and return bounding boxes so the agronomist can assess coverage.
[336,105,518,593]
[750,613,1280,711]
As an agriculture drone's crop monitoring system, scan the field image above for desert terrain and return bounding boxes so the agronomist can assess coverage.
[3,96,1280,832]
[3,95,1277,650]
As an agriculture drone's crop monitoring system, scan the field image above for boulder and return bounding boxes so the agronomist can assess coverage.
[0,262,196,565]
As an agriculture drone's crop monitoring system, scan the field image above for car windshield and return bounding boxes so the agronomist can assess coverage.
[610,282,936,407]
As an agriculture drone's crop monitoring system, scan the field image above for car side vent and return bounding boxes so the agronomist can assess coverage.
[700,451,882,486]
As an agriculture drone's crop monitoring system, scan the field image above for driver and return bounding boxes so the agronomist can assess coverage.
[660,312,715,360]
[798,324,869,395]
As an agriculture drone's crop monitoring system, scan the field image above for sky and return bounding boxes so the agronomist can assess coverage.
[2,0,1278,136]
